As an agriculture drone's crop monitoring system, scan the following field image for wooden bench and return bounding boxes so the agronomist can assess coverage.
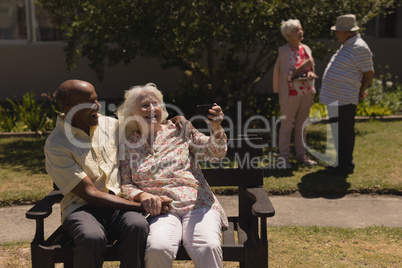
[26,137,275,267]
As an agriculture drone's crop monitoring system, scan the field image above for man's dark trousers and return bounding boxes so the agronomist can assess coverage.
[327,104,357,172]
[63,204,149,268]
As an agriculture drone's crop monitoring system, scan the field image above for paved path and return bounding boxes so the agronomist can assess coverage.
[1,194,401,243]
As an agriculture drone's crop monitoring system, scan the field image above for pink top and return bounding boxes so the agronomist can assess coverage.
[119,120,228,228]
[287,45,315,96]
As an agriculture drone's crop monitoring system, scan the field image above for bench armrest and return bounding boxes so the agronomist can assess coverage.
[26,190,63,220]
[246,187,275,218]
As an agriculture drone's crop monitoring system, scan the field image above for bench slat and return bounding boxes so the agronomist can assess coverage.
[202,168,263,186]
[222,220,236,245]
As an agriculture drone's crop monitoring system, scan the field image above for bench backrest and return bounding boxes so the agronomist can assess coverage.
[51,137,264,191]
[201,137,264,187]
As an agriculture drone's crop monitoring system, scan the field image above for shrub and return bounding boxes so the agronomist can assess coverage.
[0,106,15,132]
[310,71,402,118]
[310,102,327,119]
[0,92,57,133]
[361,72,402,115]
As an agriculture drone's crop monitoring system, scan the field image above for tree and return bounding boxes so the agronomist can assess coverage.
[37,0,397,112]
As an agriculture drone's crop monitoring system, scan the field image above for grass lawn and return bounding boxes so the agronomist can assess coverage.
[1,120,401,206]
[0,137,52,206]
[263,120,402,196]
[1,226,400,267]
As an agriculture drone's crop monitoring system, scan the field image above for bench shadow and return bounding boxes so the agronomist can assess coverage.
[297,169,351,198]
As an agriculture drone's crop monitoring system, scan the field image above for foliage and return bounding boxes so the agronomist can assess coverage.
[310,102,328,119]
[361,68,402,115]
[309,70,402,118]
[7,92,47,132]
[40,90,60,128]
[356,102,392,117]
[0,92,57,132]
[0,106,15,132]
[164,89,280,127]
[36,0,398,113]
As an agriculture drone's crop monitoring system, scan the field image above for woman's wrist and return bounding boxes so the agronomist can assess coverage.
[211,126,224,139]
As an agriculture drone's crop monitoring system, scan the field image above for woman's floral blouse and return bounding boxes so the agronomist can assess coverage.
[120,120,228,228]
[288,45,316,96]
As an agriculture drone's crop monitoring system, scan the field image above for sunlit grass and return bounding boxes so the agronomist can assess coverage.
[263,120,402,196]
[268,226,402,267]
[0,137,52,206]
[1,226,400,268]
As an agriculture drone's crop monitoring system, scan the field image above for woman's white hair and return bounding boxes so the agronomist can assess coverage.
[280,19,301,40]
[116,83,169,136]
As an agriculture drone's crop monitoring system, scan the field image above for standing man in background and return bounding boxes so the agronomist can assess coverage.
[320,14,374,176]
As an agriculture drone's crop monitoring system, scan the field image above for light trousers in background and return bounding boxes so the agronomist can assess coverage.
[62,204,149,268]
[279,94,314,161]
[145,208,223,268]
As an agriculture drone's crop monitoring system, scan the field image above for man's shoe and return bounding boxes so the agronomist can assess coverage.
[325,165,337,170]
[331,167,354,176]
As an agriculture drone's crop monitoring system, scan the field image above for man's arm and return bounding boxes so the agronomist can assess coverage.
[71,176,145,211]
[359,70,375,100]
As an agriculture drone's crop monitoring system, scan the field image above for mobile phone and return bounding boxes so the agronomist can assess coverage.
[195,104,214,117]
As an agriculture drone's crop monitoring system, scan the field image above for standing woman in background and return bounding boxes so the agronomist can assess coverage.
[273,19,318,168]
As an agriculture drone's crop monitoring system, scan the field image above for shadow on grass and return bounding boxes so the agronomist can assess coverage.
[305,129,328,153]
[305,123,372,153]
[0,138,47,174]
[297,169,351,198]
[264,168,294,178]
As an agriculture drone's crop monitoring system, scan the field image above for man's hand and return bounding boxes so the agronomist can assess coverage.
[137,192,172,217]
[360,70,375,101]
[359,91,367,100]
[171,115,197,139]
[160,196,172,214]
[170,115,189,131]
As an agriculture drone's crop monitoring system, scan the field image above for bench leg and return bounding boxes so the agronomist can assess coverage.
[31,244,56,268]
[242,243,268,268]
[63,261,74,268]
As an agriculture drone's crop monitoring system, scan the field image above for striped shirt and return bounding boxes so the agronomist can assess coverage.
[319,34,373,105]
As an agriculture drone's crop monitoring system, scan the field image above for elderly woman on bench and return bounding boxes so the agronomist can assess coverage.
[116,83,228,268]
